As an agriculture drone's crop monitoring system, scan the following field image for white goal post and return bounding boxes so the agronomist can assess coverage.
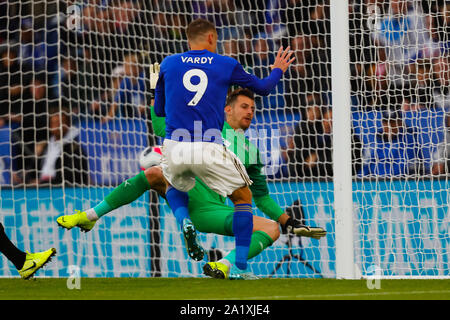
[331,0,449,280]
[331,0,356,280]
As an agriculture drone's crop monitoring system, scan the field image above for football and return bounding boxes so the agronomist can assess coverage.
[139,146,163,169]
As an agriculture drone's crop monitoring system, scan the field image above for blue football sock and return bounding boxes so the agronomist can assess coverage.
[232,204,253,270]
[166,186,190,228]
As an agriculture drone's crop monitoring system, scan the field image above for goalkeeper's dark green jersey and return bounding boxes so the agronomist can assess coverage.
[150,106,284,222]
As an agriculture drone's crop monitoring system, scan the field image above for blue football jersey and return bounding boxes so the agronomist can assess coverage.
[154,49,282,143]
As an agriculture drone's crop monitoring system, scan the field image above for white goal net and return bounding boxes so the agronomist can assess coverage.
[0,0,448,278]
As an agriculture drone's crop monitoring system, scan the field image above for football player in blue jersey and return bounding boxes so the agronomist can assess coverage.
[153,18,294,274]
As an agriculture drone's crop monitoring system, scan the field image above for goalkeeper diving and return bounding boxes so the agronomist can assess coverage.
[57,71,326,280]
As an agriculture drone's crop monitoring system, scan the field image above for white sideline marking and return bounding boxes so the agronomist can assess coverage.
[223,290,450,300]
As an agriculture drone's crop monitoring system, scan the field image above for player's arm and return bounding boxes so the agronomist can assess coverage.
[146,61,166,137]
[149,105,166,138]
[153,67,166,117]
[231,46,294,96]
[246,159,284,222]
[231,63,282,96]
[245,148,283,221]
[249,151,327,239]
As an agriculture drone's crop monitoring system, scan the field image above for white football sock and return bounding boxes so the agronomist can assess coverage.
[85,208,99,221]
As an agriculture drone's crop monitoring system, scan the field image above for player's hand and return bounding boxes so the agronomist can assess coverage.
[284,218,327,240]
[294,225,327,239]
[271,46,295,73]
[149,62,160,90]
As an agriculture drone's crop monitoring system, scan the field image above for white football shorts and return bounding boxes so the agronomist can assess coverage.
[160,139,252,197]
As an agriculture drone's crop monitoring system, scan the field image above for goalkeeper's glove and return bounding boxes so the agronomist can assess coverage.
[284,218,327,239]
[149,62,160,98]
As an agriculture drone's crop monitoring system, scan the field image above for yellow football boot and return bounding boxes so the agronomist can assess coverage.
[203,261,230,279]
[56,210,96,232]
[18,248,56,279]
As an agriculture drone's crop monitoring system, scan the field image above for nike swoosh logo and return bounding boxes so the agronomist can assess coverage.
[22,261,37,272]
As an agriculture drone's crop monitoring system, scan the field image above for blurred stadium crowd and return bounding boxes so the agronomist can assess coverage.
[0,0,448,186]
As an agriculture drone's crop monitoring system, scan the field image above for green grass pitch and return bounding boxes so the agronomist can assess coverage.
[0,278,449,300]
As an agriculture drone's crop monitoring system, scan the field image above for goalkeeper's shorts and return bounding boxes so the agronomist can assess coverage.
[189,205,235,237]
[161,139,252,197]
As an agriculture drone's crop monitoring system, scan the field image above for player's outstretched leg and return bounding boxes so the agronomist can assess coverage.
[18,248,57,280]
[56,170,156,232]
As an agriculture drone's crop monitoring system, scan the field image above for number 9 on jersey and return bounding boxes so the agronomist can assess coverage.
[183,69,208,106]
